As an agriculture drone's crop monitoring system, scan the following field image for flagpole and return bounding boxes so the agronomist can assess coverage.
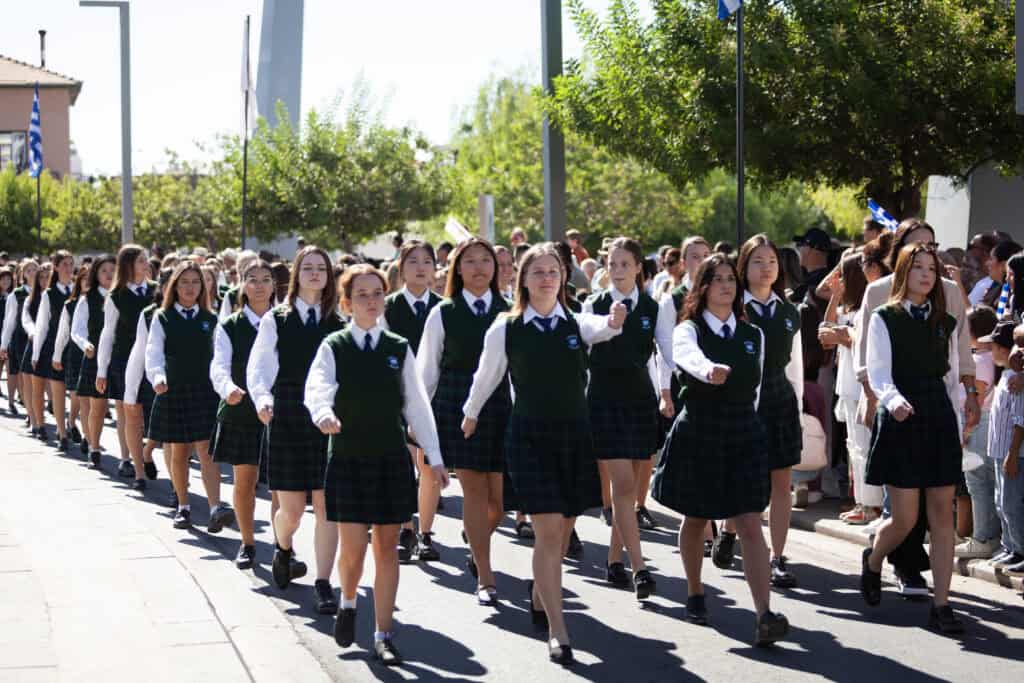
[735,4,744,248]
[36,175,41,241]
[241,91,249,249]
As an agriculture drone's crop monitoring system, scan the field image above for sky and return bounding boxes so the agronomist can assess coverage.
[1,0,652,176]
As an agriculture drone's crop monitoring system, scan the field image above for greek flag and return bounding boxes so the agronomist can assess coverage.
[29,82,43,178]
[718,0,741,20]
[997,282,1011,317]
[867,199,899,232]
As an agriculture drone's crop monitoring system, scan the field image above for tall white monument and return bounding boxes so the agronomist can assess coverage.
[257,0,304,130]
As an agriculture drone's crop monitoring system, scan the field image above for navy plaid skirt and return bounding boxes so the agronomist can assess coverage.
[504,413,602,518]
[65,345,84,390]
[107,354,130,401]
[211,418,264,466]
[138,379,156,434]
[76,354,106,398]
[589,395,660,460]
[758,369,802,471]
[264,381,328,491]
[434,368,511,472]
[7,330,27,375]
[652,400,770,520]
[148,380,218,444]
[866,377,962,489]
[324,449,417,524]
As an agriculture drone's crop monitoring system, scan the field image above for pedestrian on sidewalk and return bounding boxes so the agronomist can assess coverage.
[582,237,661,601]
[418,238,513,604]
[71,255,114,467]
[306,263,449,666]
[462,243,625,666]
[30,251,75,451]
[145,261,231,533]
[0,260,38,418]
[860,243,964,634]
[651,253,790,646]
[20,262,51,439]
[247,245,344,614]
[382,240,444,564]
[209,259,274,570]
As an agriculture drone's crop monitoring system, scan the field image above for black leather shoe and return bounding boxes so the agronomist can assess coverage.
[929,603,964,635]
[770,556,797,588]
[208,504,235,534]
[527,579,548,630]
[235,544,255,570]
[36,427,49,442]
[143,462,158,480]
[272,546,307,589]
[173,508,192,529]
[755,610,790,646]
[117,459,135,478]
[57,437,69,453]
[131,478,146,492]
[565,530,584,560]
[606,562,630,588]
[548,642,574,666]
[636,506,657,530]
[314,579,338,614]
[860,547,882,606]
[374,638,402,666]
[7,400,19,417]
[711,531,736,569]
[515,520,535,539]
[80,439,89,456]
[703,539,714,557]
[334,607,356,647]
[89,451,101,469]
[397,528,416,563]
[685,594,709,625]
[69,426,82,443]
[416,532,440,562]
[634,569,656,600]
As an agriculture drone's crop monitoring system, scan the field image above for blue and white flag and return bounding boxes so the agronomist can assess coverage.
[997,282,1011,317]
[867,199,899,232]
[28,82,43,178]
[718,0,742,20]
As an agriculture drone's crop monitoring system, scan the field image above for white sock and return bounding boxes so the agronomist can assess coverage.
[374,631,390,642]
[178,504,190,513]
[341,597,357,609]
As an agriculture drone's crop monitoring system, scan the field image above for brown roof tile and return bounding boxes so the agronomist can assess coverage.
[0,54,82,105]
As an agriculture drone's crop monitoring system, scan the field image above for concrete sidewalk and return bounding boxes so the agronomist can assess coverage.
[0,417,329,683]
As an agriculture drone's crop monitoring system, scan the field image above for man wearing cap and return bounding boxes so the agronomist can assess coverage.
[792,227,833,302]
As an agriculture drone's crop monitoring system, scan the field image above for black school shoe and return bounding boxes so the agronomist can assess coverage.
[634,569,656,600]
[860,547,882,606]
[131,479,146,492]
[548,641,574,666]
[755,611,790,646]
[117,459,135,478]
[397,528,416,563]
[235,544,256,570]
[703,539,714,557]
[272,546,308,589]
[415,532,440,562]
[173,508,192,529]
[685,594,709,625]
[374,638,402,666]
[636,506,657,530]
[334,607,357,647]
[565,530,584,560]
[770,556,797,588]
[143,461,158,480]
[89,451,102,469]
[712,532,736,569]
[80,439,89,456]
[57,437,69,453]
[208,504,235,534]
[69,426,82,443]
[314,579,338,614]
[929,603,965,635]
[606,562,630,588]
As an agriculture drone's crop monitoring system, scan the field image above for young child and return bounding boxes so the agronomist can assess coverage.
[145,261,232,532]
[306,263,449,665]
[980,320,1024,573]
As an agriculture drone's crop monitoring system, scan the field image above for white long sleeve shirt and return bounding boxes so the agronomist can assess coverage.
[20,292,37,343]
[70,290,107,352]
[123,314,150,405]
[582,285,669,395]
[304,321,444,467]
[210,306,264,400]
[654,281,693,393]
[866,300,957,413]
[462,303,622,419]
[743,290,804,409]
[1,291,20,351]
[52,306,72,362]
[97,281,150,378]
[32,284,72,363]
[247,299,322,413]
[673,310,766,410]
[145,303,199,388]
[416,289,494,401]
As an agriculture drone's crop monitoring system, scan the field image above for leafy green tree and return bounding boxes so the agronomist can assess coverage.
[546,0,1022,218]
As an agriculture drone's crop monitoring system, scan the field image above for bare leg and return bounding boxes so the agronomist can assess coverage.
[311,490,338,581]
[88,398,106,450]
[868,487,921,572]
[605,459,646,571]
[274,490,307,551]
[415,450,439,534]
[680,517,707,596]
[531,514,571,645]
[233,465,259,545]
[28,374,43,428]
[598,460,611,509]
[634,456,654,508]
[49,380,67,439]
[459,469,499,588]
[124,402,146,479]
[768,467,793,559]
[338,523,369,602]
[113,401,129,462]
[926,486,957,606]
[170,443,191,506]
[370,524,401,633]
[733,512,772,616]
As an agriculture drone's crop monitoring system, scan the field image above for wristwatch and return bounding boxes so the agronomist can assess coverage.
[965,385,978,395]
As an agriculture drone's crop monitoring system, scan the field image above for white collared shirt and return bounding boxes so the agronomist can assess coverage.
[0,291,19,350]
[304,323,444,467]
[401,286,432,313]
[70,287,108,352]
[293,297,321,325]
[743,290,804,408]
[20,288,36,341]
[673,309,766,409]
[461,289,494,316]
[52,306,72,362]
[210,305,267,400]
[462,304,621,419]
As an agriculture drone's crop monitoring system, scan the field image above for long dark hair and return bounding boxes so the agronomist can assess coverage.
[87,254,116,294]
[840,252,868,312]
[397,240,436,280]
[444,238,501,299]
[1007,252,1024,318]
[889,242,947,334]
[161,260,207,311]
[0,268,13,296]
[27,263,53,311]
[286,246,338,316]
[736,234,786,300]
[509,242,568,318]
[68,264,89,301]
[887,218,934,273]
[111,243,147,293]
[681,253,745,324]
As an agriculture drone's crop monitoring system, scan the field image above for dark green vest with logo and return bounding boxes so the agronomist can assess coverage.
[384,290,442,355]
[587,290,658,401]
[439,293,509,371]
[111,281,156,358]
[157,307,216,385]
[216,311,261,425]
[671,283,689,314]
[744,296,800,376]
[875,304,956,384]
[272,304,346,385]
[504,313,588,419]
[680,316,762,406]
[43,282,69,346]
[326,329,408,457]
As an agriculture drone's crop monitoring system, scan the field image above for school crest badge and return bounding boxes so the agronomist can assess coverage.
[640,316,652,330]
[784,317,795,332]
[200,321,210,332]
[387,356,400,370]
[744,340,756,355]
[566,335,581,350]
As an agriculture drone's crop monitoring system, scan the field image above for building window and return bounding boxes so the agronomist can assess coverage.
[0,131,28,174]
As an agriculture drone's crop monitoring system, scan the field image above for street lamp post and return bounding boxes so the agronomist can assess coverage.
[80,0,133,245]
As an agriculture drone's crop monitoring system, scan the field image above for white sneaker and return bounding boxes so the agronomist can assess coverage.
[955,538,999,560]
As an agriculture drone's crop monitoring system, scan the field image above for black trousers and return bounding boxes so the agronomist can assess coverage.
[886,491,930,574]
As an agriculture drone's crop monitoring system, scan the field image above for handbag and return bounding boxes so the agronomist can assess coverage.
[795,412,828,472]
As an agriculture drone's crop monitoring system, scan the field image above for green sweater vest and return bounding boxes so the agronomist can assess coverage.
[876,304,956,384]
[439,294,509,371]
[85,289,105,344]
[326,329,408,457]
[671,283,689,314]
[111,282,156,358]
[272,305,346,385]
[216,312,261,424]
[384,290,441,355]
[680,316,762,406]
[505,313,588,419]
[744,297,800,375]
[157,307,217,385]
[42,282,68,346]
[587,290,658,401]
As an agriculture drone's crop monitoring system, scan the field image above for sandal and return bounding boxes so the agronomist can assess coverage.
[515,520,535,539]
[477,585,498,606]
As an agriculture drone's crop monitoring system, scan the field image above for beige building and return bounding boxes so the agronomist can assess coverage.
[0,54,81,179]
